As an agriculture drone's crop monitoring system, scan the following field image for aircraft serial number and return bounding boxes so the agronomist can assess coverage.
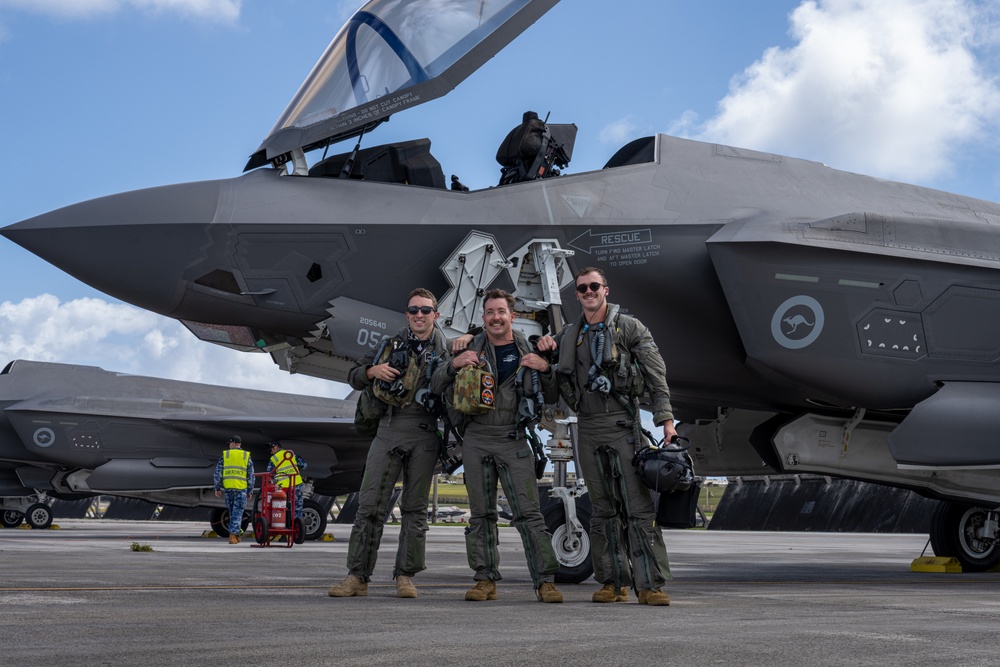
[359,317,387,329]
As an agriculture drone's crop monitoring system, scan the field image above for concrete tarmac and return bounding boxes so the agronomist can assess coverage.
[2,521,1000,666]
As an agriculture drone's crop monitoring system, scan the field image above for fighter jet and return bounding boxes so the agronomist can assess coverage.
[0,359,368,538]
[5,0,1000,571]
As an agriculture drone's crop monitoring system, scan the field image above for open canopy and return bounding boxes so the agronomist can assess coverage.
[245,0,560,171]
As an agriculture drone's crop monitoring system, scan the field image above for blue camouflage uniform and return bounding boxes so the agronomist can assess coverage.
[214,448,255,536]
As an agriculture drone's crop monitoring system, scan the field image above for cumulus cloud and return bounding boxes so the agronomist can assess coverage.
[0,0,242,22]
[599,117,641,146]
[685,0,1000,183]
[0,295,349,400]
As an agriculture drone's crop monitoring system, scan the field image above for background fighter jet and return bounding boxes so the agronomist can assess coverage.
[5,0,1000,571]
[0,359,367,538]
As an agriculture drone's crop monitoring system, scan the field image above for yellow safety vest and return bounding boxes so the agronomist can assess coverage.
[221,449,251,490]
[270,449,302,488]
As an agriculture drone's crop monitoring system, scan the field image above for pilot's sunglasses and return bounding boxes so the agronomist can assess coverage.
[406,306,436,315]
[576,282,606,293]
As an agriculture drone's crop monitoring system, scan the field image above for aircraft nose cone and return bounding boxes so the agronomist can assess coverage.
[2,180,222,317]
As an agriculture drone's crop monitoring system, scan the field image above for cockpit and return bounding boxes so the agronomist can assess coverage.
[304,109,578,191]
[243,0,652,191]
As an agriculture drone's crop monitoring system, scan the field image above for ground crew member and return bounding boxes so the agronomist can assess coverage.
[432,289,563,603]
[266,442,307,520]
[538,267,673,606]
[328,288,454,600]
[213,435,254,544]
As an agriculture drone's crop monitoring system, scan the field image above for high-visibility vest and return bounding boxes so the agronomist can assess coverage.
[221,449,251,490]
[270,449,302,488]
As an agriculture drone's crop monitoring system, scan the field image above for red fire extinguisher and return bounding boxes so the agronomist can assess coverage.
[270,488,287,527]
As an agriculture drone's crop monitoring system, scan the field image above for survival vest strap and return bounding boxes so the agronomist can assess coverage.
[513,362,548,479]
[583,310,646,400]
[415,352,463,474]
[353,337,392,437]
[372,335,421,407]
[587,313,658,453]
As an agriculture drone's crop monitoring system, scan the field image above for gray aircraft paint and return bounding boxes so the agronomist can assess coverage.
[4,0,1000,562]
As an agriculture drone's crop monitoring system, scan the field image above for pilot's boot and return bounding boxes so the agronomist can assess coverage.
[464,579,497,601]
[535,582,563,603]
[592,584,629,603]
[327,574,368,597]
[228,534,239,545]
[395,576,417,599]
[637,588,670,606]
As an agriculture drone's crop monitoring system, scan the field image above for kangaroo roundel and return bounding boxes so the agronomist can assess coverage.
[771,295,824,349]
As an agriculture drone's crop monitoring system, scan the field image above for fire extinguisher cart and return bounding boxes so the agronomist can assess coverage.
[252,472,304,547]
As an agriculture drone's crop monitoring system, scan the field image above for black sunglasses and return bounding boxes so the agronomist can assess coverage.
[406,305,436,315]
[576,282,606,294]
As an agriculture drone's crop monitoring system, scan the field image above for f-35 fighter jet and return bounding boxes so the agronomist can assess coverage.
[5,0,1000,570]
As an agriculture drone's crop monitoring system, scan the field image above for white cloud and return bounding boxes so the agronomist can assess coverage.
[0,294,349,400]
[599,116,640,146]
[684,0,1000,183]
[0,0,242,22]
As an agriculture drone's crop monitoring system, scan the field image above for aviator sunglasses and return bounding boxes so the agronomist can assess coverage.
[406,305,436,315]
[576,282,606,294]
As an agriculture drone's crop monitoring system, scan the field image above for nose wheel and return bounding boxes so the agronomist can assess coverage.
[542,501,594,583]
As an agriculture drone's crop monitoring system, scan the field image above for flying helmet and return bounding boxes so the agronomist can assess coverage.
[633,439,694,495]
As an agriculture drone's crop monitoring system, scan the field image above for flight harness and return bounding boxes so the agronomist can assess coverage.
[415,352,464,474]
[582,315,691,591]
[513,361,549,480]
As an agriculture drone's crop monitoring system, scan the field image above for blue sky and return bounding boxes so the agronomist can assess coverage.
[1,0,999,398]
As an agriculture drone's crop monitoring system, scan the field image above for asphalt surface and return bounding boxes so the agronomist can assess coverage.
[2,521,1000,666]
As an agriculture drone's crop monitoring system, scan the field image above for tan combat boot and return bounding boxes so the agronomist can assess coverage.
[464,579,497,601]
[637,588,670,606]
[535,582,563,603]
[327,574,368,597]
[228,533,239,545]
[396,576,417,598]
[592,584,629,603]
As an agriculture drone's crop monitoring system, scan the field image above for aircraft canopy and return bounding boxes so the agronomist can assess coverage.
[246,0,560,171]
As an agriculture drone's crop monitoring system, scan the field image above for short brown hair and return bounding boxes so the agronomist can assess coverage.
[576,266,607,284]
[482,289,515,311]
[407,287,438,310]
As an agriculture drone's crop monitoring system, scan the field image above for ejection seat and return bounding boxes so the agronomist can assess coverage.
[496,111,576,185]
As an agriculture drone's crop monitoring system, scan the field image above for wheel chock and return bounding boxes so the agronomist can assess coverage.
[321,533,336,542]
[201,530,218,538]
[17,523,31,530]
[910,556,962,573]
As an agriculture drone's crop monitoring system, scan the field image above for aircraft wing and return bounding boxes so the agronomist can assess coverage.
[0,360,369,498]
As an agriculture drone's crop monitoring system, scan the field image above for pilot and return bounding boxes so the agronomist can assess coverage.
[328,287,457,600]
[266,442,307,521]
[537,267,674,606]
[431,289,563,603]
[213,435,255,545]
